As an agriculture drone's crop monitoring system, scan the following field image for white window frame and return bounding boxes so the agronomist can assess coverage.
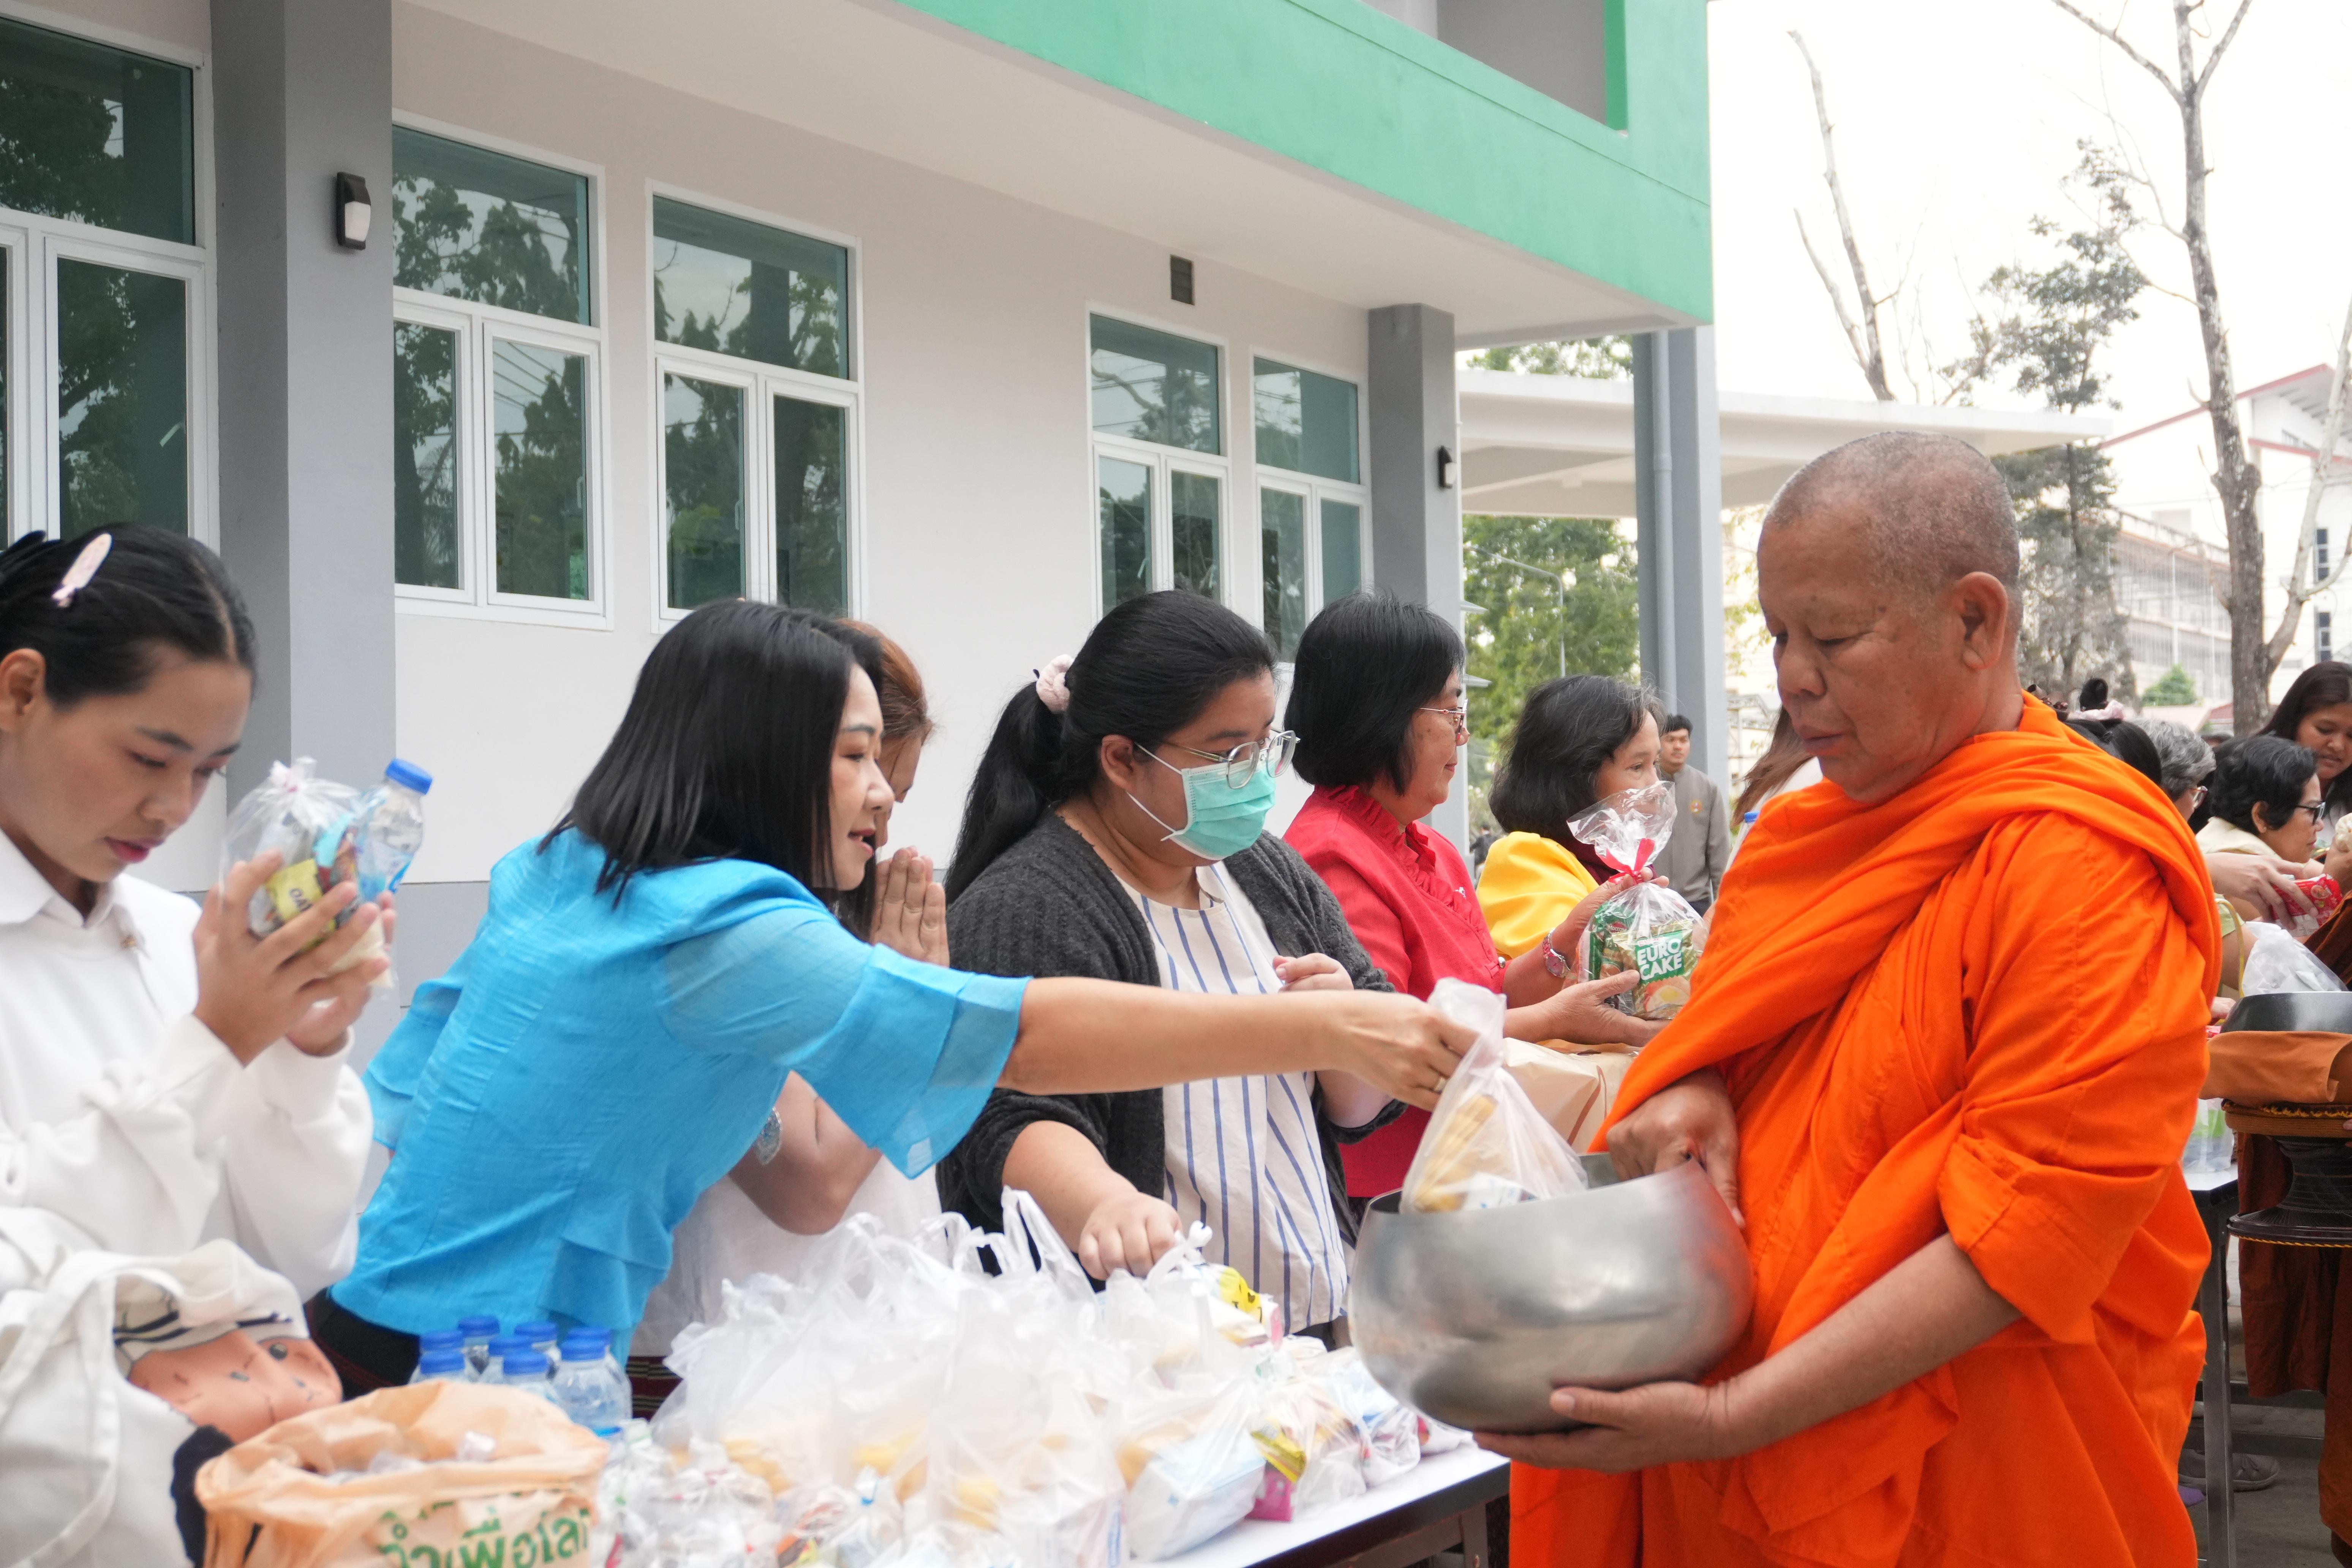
[1085,304,1232,617]
[1247,347,1370,635]
[0,4,215,549]
[391,114,609,627]
[645,184,866,624]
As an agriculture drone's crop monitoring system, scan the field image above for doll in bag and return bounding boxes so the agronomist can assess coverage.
[1566,784,1706,1021]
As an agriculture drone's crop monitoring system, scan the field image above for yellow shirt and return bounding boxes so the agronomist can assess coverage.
[1476,831,1599,959]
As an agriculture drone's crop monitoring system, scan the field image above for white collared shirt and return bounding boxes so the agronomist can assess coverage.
[0,832,370,1297]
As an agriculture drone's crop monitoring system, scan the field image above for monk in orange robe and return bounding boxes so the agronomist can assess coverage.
[1484,432,2218,1568]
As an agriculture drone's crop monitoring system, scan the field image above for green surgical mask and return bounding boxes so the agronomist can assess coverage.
[1131,750,1279,861]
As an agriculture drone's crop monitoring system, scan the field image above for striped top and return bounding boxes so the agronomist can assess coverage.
[1131,865,1350,1332]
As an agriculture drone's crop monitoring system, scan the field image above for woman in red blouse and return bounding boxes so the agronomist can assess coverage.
[1283,594,1655,1199]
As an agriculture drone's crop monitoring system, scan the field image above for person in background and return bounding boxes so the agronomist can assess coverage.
[937,593,1396,1332]
[315,602,1472,1388]
[2201,736,2326,870]
[2140,718,2216,821]
[1653,713,1731,914]
[2064,714,2164,791]
[2260,661,2352,835]
[1282,594,1650,1204]
[1726,711,1824,868]
[634,623,943,1384]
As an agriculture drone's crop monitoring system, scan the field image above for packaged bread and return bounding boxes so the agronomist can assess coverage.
[1400,981,1588,1213]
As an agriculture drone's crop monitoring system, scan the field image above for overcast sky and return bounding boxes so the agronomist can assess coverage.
[1706,0,2352,439]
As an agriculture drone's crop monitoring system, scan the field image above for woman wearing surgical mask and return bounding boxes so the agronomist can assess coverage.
[939,593,1391,1334]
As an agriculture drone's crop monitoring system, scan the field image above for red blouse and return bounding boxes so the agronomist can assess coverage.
[1283,785,1506,1196]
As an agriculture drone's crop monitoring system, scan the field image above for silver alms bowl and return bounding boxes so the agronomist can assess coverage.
[1348,1156,1753,1433]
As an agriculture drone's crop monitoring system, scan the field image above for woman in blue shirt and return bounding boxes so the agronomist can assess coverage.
[312,603,1469,1385]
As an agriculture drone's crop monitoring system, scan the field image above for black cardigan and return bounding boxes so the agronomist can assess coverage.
[937,813,1399,1244]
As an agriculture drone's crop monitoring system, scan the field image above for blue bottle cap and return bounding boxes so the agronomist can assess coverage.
[458,1315,500,1337]
[1742,811,1759,823]
[384,758,434,794]
[560,1337,602,1363]
[487,1333,530,1359]
[515,1319,559,1343]
[417,1348,466,1376]
[502,1348,550,1377]
[417,1328,463,1353]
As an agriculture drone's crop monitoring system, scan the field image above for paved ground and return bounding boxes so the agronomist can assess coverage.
[2189,1414,2334,1566]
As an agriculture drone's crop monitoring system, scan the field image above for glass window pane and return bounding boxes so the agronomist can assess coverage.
[775,394,847,615]
[393,321,460,588]
[1171,471,1219,601]
[1320,498,1363,606]
[653,198,849,379]
[1099,455,1151,611]
[393,127,591,324]
[1,248,8,538]
[0,17,194,244]
[1260,488,1307,660]
[1091,315,1219,454]
[491,339,589,599]
[1253,358,1359,482]
[665,373,745,610]
[57,258,186,538]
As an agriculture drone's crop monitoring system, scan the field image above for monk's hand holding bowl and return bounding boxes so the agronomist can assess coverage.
[1605,1067,1741,1225]
[1475,1380,1749,1473]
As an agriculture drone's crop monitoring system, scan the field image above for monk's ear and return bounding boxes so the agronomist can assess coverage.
[1950,572,2012,670]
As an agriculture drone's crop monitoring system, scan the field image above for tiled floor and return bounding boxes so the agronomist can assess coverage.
[2191,1401,2335,1566]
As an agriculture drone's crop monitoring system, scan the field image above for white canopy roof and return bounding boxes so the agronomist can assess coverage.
[1458,368,2110,518]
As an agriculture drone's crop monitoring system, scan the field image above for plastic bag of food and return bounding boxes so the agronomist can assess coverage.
[1567,784,1706,1020]
[1247,1347,1364,1522]
[1401,981,1588,1214]
[194,1381,605,1567]
[2283,875,2347,942]
[2241,921,2349,996]
[1307,1347,1420,1488]
[220,758,391,982]
[1113,1378,1268,1560]
[593,1426,793,1568]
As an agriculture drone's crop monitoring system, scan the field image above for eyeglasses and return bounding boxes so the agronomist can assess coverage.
[1162,729,1299,789]
[2296,801,2327,823]
[1420,704,1470,743]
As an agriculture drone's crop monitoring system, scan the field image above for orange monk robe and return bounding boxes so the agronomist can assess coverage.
[1514,698,2218,1568]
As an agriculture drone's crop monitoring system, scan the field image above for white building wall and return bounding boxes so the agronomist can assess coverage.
[386,5,1372,884]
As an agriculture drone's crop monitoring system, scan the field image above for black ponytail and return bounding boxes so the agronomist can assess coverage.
[946,591,1272,899]
[0,526,255,704]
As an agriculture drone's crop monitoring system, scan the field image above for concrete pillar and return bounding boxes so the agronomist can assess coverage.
[1632,327,1728,779]
[1368,304,1469,848]
[213,0,396,798]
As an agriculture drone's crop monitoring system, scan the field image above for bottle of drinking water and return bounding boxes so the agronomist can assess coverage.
[514,1318,561,1359]
[410,1345,468,1383]
[409,1328,463,1384]
[553,1335,628,1435]
[491,1346,561,1405]
[457,1315,500,1379]
[351,759,433,901]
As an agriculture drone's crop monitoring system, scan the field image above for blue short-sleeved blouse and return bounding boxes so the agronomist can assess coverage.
[335,830,1025,1341]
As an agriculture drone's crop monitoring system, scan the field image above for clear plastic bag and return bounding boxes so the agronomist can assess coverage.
[1247,1347,1364,1522]
[2183,1099,2234,1176]
[2240,921,2349,996]
[1308,1348,1420,1489]
[1567,784,1707,1020]
[1113,1378,1268,1561]
[1402,981,1589,1213]
[220,758,388,983]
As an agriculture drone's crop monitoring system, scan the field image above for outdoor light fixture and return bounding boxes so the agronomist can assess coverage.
[1436,445,1456,489]
[1170,255,1195,305]
[335,172,372,250]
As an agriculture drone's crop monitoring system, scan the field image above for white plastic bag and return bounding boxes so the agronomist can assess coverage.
[1402,982,1589,1213]
[2240,922,2348,997]
[1113,1378,1266,1561]
[1309,1348,1421,1488]
[1567,784,1706,1020]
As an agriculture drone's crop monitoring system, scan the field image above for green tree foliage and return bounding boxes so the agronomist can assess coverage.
[2142,663,2199,706]
[1967,149,2145,700]
[1467,337,1634,378]
[1463,515,1639,754]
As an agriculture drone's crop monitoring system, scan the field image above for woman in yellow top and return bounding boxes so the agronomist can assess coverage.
[1479,676,1667,961]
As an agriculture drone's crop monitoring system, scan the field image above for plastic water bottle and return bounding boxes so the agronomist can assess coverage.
[562,1326,625,1386]
[492,1346,560,1405]
[413,1327,462,1380]
[410,1346,467,1383]
[485,1332,532,1379]
[458,1315,500,1379]
[553,1337,628,1434]
[352,759,433,901]
[515,1318,561,1358]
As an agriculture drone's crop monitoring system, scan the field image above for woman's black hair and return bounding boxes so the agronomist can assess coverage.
[2262,660,2352,812]
[1490,675,1666,846]
[548,601,883,907]
[948,591,1272,900]
[0,526,255,703]
[2077,677,2110,711]
[2207,734,2318,842]
[1287,592,1465,793]
[2066,717,2163,791]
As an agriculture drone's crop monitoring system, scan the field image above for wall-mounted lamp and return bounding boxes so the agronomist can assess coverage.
[1436,444,1456,490]
[335,172,372,250]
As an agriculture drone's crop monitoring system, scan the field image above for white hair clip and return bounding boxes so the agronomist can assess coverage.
[1033,654,1075,715]
[50,533,112,609]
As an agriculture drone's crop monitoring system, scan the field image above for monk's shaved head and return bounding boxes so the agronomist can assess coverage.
[1764,433,2019,610]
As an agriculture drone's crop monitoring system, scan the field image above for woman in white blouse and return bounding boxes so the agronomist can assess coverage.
[0,526,383,1296]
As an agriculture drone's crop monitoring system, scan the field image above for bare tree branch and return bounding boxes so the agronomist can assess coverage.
[2046,0,2185,102]
[2263,291,2352,670]
[1795,210,1871,378]
[1789,30,1894,400]
[2197,0,2258,93]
